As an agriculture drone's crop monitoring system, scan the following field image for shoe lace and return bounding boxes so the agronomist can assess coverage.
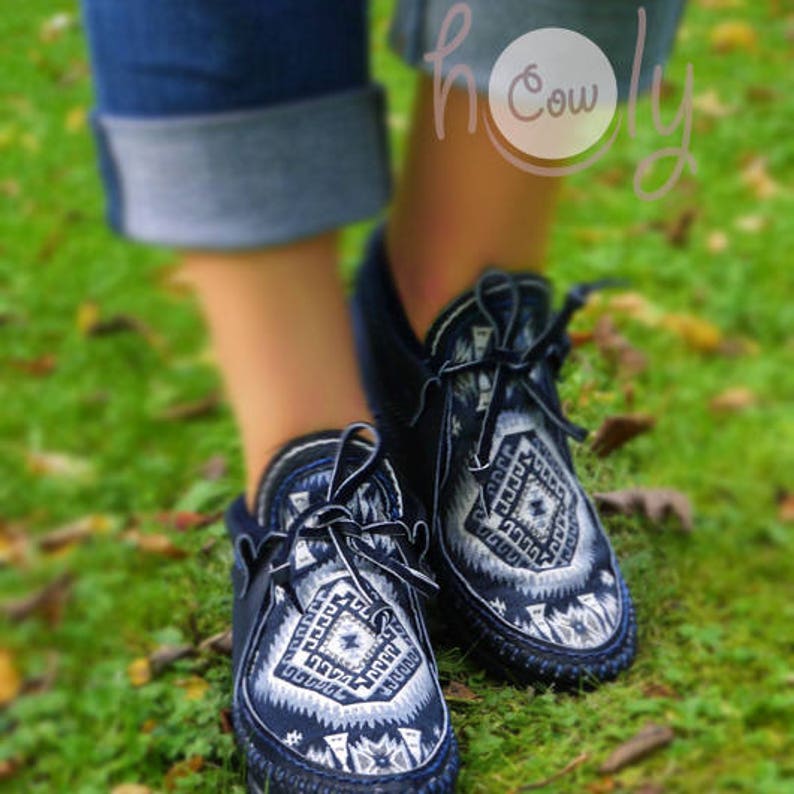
[410,271,617,511]
[263,423,438,632]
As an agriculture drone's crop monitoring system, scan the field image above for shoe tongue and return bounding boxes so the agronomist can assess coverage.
[424,272,552,366]
[254,431,390,531]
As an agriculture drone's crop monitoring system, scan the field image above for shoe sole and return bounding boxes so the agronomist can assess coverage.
[439,560,637,689]
[235,706,460,794]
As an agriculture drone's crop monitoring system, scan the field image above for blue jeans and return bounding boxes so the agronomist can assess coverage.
[83,0,685,250]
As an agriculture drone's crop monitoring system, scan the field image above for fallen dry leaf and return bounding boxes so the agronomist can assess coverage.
[127,658,152,688]
[634,785,665,794]
[111,785,153,794]
[600,724,675,774]
[777,492,794,524]
[595,489,693,532]
[710,20,758,53]
[741,156,780,200]
[0,649,22,706]
[85,313,163,349]
[709,387,757,413]
[591,414,656,458]
[442,680,480,702]
[653,207,697,248]
[26,450,92,480]
[715,336,760,357]
[0,523,31,568]
[8,353,57,376]
[176,675,210,702]
[706,230,729,254]
[661,313,723,353]
[593,316,648,377]
[608,292,661,325]
[520,752,590,791]
[75,301,101,334]
[745,85,778,104]
[156,510,221,532]
[693,89,735,118]
[586,779,616,794]
[568,329,595,348]
[64,106,86,133]
[157,392,221,422]
[642,682,680,700]
[164,756,204,791]
[0,757,23,782]
[40,11,74,42]
[199,627,233,656]
[39,514,111,554]
[124,531,187,560]
[219,707,234,734]
[735,214,766,234]
[149,644,195,676]
[1,572,74,624]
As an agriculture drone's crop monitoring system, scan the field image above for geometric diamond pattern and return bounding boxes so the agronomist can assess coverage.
[274,579,422,707]
[465,431,579,570]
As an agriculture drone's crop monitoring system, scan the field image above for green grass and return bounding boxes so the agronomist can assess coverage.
[1,1,793,792]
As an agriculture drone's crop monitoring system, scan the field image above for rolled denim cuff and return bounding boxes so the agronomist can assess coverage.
[391,0,686,100]
[94,85,391,249]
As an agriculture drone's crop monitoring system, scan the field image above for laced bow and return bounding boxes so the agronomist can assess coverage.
[411,272,617,508]
[260,423,438,632]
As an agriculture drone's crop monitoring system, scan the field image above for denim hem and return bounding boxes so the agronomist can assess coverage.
[391,0,686,100]
[95,85,391,249]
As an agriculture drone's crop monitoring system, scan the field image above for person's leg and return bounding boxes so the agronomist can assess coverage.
[386,0,687,340]
[387,78,561,339]
[180,235,371,504]
[82,0,390,507]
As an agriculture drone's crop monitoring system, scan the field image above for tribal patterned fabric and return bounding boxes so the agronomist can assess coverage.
[352,238,636,685]
[227,426,458,792]
[421,274,636,681]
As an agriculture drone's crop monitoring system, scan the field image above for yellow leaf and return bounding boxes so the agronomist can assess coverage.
[26,450,92,479]
[735,214,766,233]
[111,786,152,794]
[693,89,735,118]
[0,649,22,706]
[608,292,661,326]
[706,230,729,253]
[0,524,30,567]
[165,756,204,791]
[65,107,86,134]
[741,157,779,200]
[662,313,723,353]
[125,531,187,560]
[39,514,112,555]
[176,675,210,702]
[76,301,100,334]
[40,12,74,42]
[127,658,152,687]
[709,387,757,413]
[710,20,758,53]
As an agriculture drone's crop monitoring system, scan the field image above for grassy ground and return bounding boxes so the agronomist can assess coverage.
[1,1,793,792]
